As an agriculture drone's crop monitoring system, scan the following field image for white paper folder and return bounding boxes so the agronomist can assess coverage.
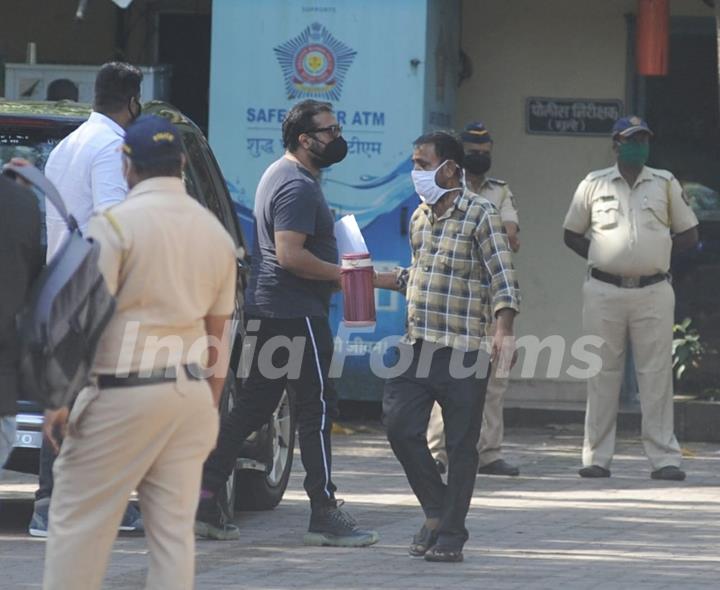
[334,214,369,257]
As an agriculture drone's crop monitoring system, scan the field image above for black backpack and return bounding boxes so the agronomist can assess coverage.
[4,164,116,410]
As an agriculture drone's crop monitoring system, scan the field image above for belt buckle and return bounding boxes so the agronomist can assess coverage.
[620,276,640,288]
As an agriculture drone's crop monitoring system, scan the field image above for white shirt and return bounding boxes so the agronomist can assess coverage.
[44,112,128,260]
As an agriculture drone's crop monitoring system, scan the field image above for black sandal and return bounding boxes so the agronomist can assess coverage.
[408,525,438,557]
[424,545,464,562]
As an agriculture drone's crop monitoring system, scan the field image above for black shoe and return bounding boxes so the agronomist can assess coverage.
[424,545,464,563]
[194,495,240,540]
[651,466,686,481]
[579,465,611,478]
[304,501,379,547]
[435,459,446,475]
[478,459,519,476]
[409,524,439,557]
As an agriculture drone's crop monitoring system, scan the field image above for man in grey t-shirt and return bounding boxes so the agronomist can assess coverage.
[246,156,338,318]
[196,100,379,548]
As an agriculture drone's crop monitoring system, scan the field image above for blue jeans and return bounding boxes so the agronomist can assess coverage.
[0,416,17,471]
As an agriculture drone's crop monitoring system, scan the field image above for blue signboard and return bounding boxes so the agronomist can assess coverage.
[210,0,460,399]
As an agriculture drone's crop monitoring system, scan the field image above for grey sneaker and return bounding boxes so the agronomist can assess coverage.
[28,497,50,537]
[119,503,144,534]
[304,501,379,547]
[194,496,240,541]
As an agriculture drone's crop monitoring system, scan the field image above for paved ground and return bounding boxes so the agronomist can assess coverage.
[1,424,720,590]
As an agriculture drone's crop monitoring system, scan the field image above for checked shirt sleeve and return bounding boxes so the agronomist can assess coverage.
[476,207,521,316]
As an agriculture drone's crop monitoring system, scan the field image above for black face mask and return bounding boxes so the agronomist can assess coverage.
[309,136,348,168]
[464,151,492,176]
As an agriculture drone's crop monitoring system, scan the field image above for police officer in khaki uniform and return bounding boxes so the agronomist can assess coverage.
[42,115,237,590]
[563,116,698,481]
[427,122,521,477]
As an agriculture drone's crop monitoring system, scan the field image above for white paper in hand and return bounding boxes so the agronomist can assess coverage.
[334,215,369,257]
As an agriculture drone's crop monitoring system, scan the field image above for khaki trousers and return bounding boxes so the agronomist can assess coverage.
[43,370,218,590]
[427,369,508,467]
[582,277,681,470]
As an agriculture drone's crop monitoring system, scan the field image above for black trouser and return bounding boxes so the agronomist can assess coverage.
[203,316,338,507]
[36,433,55,501]
[383,341,489,550]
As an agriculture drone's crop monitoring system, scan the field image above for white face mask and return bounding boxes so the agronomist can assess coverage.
[411,160,461,205]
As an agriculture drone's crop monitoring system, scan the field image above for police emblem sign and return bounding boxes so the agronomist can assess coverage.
[274,22,357,101]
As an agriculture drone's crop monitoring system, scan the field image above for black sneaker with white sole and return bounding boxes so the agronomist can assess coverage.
[303,501,379,547]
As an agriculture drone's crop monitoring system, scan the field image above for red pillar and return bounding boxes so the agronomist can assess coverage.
[636,0,670,76]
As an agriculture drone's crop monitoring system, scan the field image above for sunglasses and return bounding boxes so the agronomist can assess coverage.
[306,124,343,137]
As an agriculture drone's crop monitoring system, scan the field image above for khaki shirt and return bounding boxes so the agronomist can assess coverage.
[87,177,237,374]
[564,165,698,276]
[468,176,519,226]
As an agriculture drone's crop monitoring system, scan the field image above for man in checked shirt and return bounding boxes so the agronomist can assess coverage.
[375,131,520,563]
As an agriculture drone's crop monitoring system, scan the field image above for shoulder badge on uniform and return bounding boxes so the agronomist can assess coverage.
[649,168,673,181]
[585,167,614,182]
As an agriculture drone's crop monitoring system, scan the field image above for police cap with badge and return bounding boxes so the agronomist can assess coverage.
[122,115,183,167]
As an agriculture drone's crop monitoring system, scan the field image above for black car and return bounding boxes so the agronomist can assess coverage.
[0,99,294,514]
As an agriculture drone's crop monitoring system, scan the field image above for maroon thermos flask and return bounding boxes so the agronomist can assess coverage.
[341,253,376,327]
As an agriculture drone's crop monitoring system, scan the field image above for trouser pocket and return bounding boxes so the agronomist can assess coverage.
[67,385,100,438]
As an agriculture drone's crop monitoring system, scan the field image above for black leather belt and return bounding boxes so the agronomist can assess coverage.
[591,269,668,289]
[97,363,204,389]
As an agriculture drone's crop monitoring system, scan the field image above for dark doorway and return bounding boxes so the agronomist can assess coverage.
[640,16,720,395]
[158,13,211,133]
[644,18,719,189]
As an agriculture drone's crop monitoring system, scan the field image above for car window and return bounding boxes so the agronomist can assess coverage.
[0,126,68,171]
[182,132,220,213]
[181,129,242,248]
[180,159,202,205]
[0,124,76,248]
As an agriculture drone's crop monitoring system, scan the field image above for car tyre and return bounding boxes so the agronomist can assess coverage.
[234,388,296,511]
[218,372,296,515]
